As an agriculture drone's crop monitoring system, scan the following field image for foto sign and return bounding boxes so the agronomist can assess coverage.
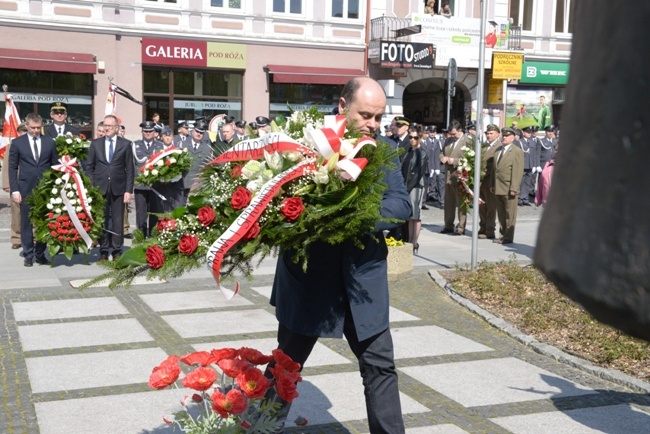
[379,41,435,70]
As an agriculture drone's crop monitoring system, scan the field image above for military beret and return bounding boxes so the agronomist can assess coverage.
[393,116,411,127]
[194,120,208,133]
[485,123,500,133]
[235,120,247,128]
[501,127,516,136]
[50,101,67,112]
[139,120,156,131]
[255,116,270,127]
[161,126,173,136]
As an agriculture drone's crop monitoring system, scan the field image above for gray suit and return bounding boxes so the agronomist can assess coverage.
[183,140,213,195]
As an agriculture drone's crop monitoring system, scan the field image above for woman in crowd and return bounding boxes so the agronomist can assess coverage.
[401,124,429,253]
[536,141,559,206]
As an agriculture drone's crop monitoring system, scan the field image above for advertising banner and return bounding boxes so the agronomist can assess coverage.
[492,52,523,80]
[142,38,246,69]
[506,87,554,130]
[379,41,435,69]
[520,61,570,85]
[411,14,509,68]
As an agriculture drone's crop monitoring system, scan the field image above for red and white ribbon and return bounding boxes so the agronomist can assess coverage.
[51,156,94,248]
[141,146,184,172]
[457,176,484,205]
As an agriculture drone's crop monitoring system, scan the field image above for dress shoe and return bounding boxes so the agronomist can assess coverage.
[452,231,464,236]
[478,234,495,239]
[124,233,133,239]
[99,254,110,262]
[112,254,122,262]
[522,201,531,206]
[24,258,33,267]
[35,256,51,266]
[11,243,21,249]
[493,239,513,244]
[421,205,429,210]
[439,228,454,234]
[413,243,419,254]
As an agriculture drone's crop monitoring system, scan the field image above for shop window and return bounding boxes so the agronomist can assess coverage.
[210,0,241,7]
[143,69,170,94]
[273,0,302,14]
[332,0,359,19]
[554,0,575,34]
[511,0,535,32]
[269,83,342,118]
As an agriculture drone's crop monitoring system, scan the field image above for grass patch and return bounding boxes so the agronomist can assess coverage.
[446,258,650,382]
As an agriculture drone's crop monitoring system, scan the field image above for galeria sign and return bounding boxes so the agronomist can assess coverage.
[142,38,246,69]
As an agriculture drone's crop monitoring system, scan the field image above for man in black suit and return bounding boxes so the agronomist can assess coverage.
[85,114,134,261]
[391,116,411,160]
[133,120,163,237]
[9,113,59,266]
[268,77,411,433]
[43,101,81,138]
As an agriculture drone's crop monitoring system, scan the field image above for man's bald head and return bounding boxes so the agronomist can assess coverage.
[338,77,386,137]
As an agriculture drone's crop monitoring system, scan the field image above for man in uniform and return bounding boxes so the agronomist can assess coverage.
[269,76,410,433]
[183,119,213,198]
[133,120,163,237]
[478,124,501,239]
[467,123,477,140]
[538,125,556,173]
[173,121,190,148]
[9,113,59,266]
[43,101,81,138]
[390,116,411,158]
[439,121,472,235]
[517,126,536,205]
[255,116,271,136]
[425,125,445,208]
[156,126,185,212]
[490,127,524,244]
[234,120,248,141]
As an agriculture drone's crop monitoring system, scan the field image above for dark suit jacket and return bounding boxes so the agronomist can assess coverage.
[86,136,134,196]
[8,134,58,196]
[270,137,411,341]
[44,123,81,138]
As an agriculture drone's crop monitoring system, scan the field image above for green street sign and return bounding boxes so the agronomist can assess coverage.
[519,61,570,85]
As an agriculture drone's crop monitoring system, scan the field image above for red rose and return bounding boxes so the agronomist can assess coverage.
[50,231,57,237]
[236,367,269,399]
[165,159,172,166]
[80,134,86,140]
[182,366,217,391]
[146,245,165,269]
[280,197,304,221]
[77,212,86,220]
[211,389,247,418]
[157,218,177,232]
[178,234,199,255]
[230,165,243,178]
[243,221,261,240]
[57,235,65,242]
[231,186,252,210]
[48,212,54,219]
[148,355,181,390]
[197,206,216,227]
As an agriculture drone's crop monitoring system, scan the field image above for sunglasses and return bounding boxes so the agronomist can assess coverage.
[52,110,66,115]
[409,135,419,139]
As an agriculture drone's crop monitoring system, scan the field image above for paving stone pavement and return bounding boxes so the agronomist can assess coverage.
[2,197,650,433]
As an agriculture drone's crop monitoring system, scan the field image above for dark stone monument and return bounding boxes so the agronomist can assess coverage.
[534,3,650,341]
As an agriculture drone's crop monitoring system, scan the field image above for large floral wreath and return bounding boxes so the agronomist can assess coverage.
[456,143,484,213]
[82,108,399,295]
[135,146,192,186]
[54,132,91,162]
[29,156,105,259]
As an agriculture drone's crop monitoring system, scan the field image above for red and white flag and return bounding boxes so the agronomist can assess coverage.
[105,83,117,116]
[0,93,20,159]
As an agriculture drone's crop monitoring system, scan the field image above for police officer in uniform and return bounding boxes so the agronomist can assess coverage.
[43,101,81,138]
[173,121,190,148]
[183,119,214,199]
[133,120,163,237]
[517,126,535,205]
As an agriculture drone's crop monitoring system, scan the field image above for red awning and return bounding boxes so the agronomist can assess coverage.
[0,48,96,74]
[266,64,364,85]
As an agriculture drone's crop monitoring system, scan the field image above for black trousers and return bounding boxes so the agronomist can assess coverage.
[20,201,45,260]
[101,193,125,256]
[135,189,160,237]
[269,311,405,433]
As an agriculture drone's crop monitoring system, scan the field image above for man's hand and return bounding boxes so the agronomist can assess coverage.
[11,192,21,204]
[430,169,434,177]
[124,192,132,203]
[3,187,9,193]
[509,190,517,198]
[441,156,448,164]
[434,169,440,175]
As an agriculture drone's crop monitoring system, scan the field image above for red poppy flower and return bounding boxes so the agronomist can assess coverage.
[197,206,216,227]
[148,355,181,389]
[273,370,301,403]
[217,358,249,378]
[210,347,238,362]
[146,245,165,269]
[178,234,199,255]
[180,351,218,367]
[238,347,272,365]
[230,186,252,210]
[236,366,270,399]
[272,349,301,372]
[211,389,247,418]
[182,366,217,391]
[280,197,304,221]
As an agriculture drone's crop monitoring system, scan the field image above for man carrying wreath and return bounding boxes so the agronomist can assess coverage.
[268,77,411,433]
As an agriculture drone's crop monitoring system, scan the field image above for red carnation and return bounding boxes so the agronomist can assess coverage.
[217,358,249,378]
[280,197,304,222]
[157,217,177,232]
[243,221,261,240]
[146,245,165,269]
[230,186,252,210]
[178,234,199,255]
[236,366,270,399]
[230,165,243,178]
[148,355,181,389]
[197,206,216,227]
[182,366,217,391]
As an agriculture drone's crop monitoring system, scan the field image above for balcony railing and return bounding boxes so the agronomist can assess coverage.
[369,16,412,58]
[509,25,522,50]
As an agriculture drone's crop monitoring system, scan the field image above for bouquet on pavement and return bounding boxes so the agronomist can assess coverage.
[28,156,105,260]
[135,145,192,186]
[81,107,399,296]
[149,347,306,433]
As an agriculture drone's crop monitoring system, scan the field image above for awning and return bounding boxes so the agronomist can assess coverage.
[266,64,364,85]
[0,48,96,74]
